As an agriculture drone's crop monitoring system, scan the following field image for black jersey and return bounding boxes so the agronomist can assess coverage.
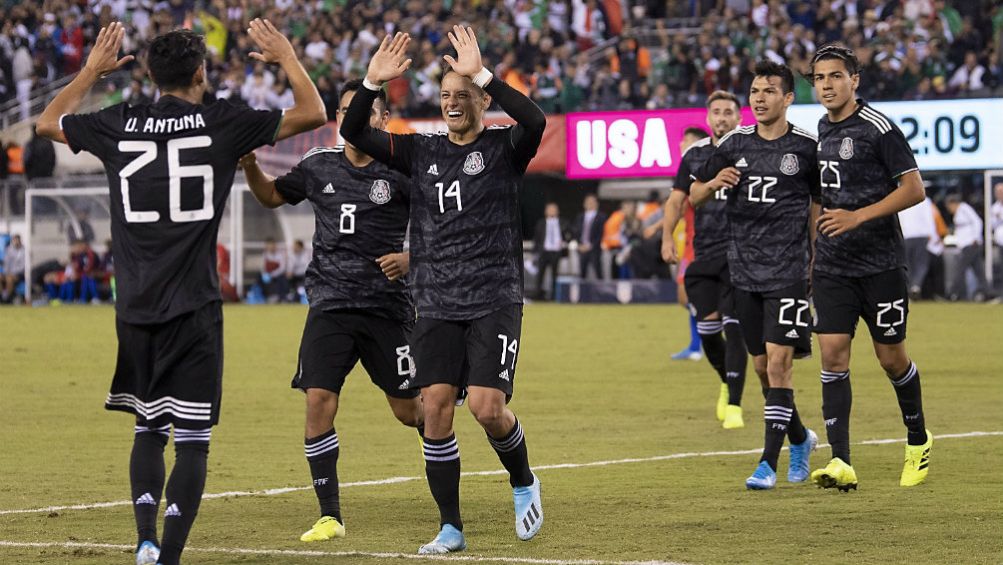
[61,96,283,324]
[814,100,918,277]
[676,136,728,262]
[340,80,546,320]
[695,123,820,293]
[274,146,411,321]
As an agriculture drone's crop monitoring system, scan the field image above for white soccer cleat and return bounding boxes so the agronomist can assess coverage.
[513,473,543,540]
[418,524,466,554]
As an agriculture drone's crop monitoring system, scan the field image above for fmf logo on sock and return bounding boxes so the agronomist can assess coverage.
[314,478,329,486]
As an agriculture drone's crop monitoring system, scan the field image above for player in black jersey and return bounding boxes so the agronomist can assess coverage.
[36,22,326,565]
[691,61,819,491]
[662,91,749,430]
[239,79,422,542]
[341,28,546,554]
[808,45,932,490]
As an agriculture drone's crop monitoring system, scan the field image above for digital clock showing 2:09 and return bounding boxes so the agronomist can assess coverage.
[787,98,1003,171]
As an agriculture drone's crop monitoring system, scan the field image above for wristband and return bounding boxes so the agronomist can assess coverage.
[362,77,382,91]
[472,67,493,88]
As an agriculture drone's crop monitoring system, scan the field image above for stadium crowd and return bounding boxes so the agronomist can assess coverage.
[1,1,1001,119]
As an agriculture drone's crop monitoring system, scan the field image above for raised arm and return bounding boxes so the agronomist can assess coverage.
[341,32,415,173]
[238,152,286,209]
[247,19,326,141]
[446,25,546,168]
[37,23,134,143]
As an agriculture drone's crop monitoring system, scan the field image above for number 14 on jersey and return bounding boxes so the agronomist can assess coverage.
[436,180,462,214]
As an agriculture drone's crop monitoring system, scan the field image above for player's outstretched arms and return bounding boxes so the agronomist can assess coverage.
[341,33,415,170]
[238,152,286,208]
[818,171,925,237]
[445,25,546,163]
[37,22,134,143]
[660,190,687,264]
[248,18,326,141]
[690,167,739,208]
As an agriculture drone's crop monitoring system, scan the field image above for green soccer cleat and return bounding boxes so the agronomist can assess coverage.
[716,383,728,422]
[300,516,345,542]
[900,429,932,487]
[722,404,744,429]
[811,457,858,492]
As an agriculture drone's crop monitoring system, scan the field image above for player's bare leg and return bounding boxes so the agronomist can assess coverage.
[418,383,465,554]
[468,386,542,540]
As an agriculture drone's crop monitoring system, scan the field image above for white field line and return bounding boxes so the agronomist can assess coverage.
[2,430,1000,517]
[0,541,687,565]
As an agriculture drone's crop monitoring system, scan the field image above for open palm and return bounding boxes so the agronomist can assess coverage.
[443,25,483,77]
[366,32,412,84]
[84,22,134,77]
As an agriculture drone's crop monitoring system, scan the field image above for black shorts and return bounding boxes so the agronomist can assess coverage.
[812,268,908,344]
[684,256,735,321]
[292,308,419,399]
[106,301,223,430]
[411,305,523,400]
[734,282,812,358]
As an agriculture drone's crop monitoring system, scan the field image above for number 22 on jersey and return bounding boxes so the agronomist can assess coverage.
[118,136,214,223]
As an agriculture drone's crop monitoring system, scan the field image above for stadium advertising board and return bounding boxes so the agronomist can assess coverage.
[566,99,1003,179]
[565,108,756,178]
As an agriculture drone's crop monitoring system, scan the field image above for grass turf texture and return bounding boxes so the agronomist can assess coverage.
[1,303,1000,565]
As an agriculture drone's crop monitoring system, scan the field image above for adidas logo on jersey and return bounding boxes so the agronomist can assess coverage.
[164,504,182,518]
[427,164,439,175]
[322,183,336,194]
[884,327,898,337]
[735,157,748,168]
[498,369,511,382]
[785,329,800,339]
[135,493,156,505]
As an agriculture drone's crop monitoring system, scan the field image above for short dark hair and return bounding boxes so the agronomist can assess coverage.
[706,90,740,111]
[683,126,710,139]
[147,29,207,90]
[753,60,794,94]
[339,78,387,111]
[810,43,860,76]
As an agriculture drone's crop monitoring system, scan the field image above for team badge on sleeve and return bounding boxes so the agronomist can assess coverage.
[369,179,392,204]
[463,151,485,175]
[839,137,854,159]
[780,153,799,176]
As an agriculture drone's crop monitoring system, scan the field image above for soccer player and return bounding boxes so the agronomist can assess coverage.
[690,61,819,490]
[36,21,326,565]
[662,92,748,430]
[238,79,423,542]
[341,28,546,553]
[808,44,932,490]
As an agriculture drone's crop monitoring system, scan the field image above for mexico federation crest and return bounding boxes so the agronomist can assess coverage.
[463,151,485,175]
[369,179,391,204]
[839,137,854,159]
[780,153,799,176]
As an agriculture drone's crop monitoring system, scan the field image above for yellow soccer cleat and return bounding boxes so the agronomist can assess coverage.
[300,516,345,542]
[811,457,858,492]
[722,404,744,429]
[900,429,933,487]
[716,383,728,421]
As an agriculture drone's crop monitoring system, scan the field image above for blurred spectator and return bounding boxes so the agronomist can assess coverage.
[0,1,999,118]
[2,234,25,304]
[23,125,56,180]
[898,197,944,300]
[259,237,288,303]
[5,141,23,176]
[945,194,991,301]
[992,182,1003,249]
[574,193,605,280]
[288,238,309,302]
[217,242,238,303]
[67,208,95,245]
[532,202,570,300]
[97,238,115,302]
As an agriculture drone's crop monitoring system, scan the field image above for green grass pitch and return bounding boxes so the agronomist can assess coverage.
[1,303,1001,565]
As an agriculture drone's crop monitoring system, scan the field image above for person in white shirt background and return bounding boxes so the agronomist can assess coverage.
[944,194,992,302]
[898,197,944,301]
